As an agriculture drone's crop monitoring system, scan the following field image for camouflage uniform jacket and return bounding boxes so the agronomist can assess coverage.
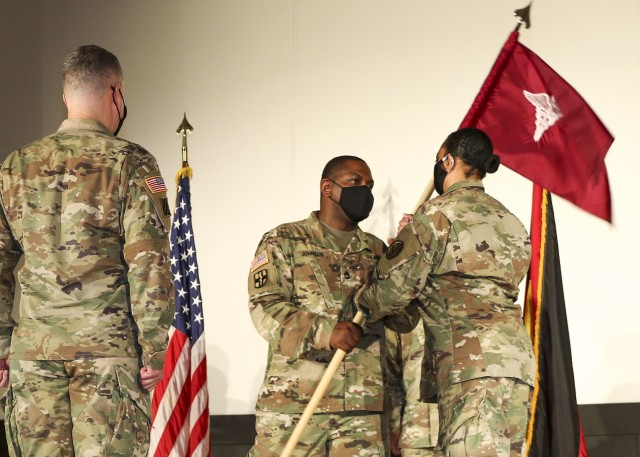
[384,320,439,449]
[249,211,386,413]
[360,180,535,391]
[0,118,173,369]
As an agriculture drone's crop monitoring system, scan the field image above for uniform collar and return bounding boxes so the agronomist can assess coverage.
[444,179,484,194]
[307,211,372,253]
[57,118,113,135]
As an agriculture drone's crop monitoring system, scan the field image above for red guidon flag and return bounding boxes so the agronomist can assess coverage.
[524,185,588,457]
[460,31,614,222]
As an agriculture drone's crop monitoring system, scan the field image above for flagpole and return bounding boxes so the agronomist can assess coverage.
[280,178,435,457]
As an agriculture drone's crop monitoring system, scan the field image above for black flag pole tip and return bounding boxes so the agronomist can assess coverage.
[177,113,193,167]
[176,112,194,135]
[514,2,532,32]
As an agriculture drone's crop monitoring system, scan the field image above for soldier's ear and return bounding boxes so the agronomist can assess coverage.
[320,179,333,197]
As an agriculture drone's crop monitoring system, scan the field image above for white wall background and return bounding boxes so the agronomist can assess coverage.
[1,0,638,414]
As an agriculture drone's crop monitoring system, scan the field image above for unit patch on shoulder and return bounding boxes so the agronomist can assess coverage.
[386,240,404,260]
[254,269,268,288]
[144,176,167,194]
[251,250,269,272]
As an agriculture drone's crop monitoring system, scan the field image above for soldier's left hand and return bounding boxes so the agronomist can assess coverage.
[0,358,9,388]
[139,366,163,391]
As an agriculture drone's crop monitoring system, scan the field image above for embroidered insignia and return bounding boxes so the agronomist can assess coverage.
[302,251,325,257]
[251,250,269,272]
[145,176,167,194]
[254,269,268,288]
[386,240,404,260]
[523,90,563,142]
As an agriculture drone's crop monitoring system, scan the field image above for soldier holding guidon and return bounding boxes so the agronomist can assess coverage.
[248,156,389,456]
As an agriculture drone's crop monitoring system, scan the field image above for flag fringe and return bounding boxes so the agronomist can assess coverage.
[525,188,549,449]
[176,167,193,185]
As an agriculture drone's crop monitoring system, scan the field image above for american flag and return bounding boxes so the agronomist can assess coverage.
[150,170,210,456]
[146,176,168,193]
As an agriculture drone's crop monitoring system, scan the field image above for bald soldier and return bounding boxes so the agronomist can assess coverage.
[247,156,387,456]
[0,45,173,456]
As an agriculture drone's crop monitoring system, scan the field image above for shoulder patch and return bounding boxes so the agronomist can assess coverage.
[144,176,167,194]
[251,250,269,272]
[386,240,404,260]
[253,269,268,288]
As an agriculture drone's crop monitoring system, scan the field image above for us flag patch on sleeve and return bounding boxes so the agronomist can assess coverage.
[251,250,269,272]
[145,176,167,193]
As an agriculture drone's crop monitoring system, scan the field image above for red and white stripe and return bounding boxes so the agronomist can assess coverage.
[149,327,210,457]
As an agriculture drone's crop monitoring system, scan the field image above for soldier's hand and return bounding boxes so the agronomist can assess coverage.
[390,429,401,456]
[397,213,413,234]
[139,366,163,391]
[329,322,363,353]
[0,358,9,388]
[387,213,413,245]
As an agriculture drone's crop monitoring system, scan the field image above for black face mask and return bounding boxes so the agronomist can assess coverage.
[330,180,374,223]
[111,86,128,136]
[433,155,449,195]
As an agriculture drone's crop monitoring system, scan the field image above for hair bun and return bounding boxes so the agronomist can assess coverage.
[482,153,500,174]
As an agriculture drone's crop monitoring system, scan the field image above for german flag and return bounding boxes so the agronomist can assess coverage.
[524,184,588,457]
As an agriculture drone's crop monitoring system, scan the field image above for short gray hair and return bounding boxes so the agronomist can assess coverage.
[62,45,122,93]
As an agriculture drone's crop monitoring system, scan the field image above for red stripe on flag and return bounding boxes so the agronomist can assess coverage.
[150,329,192,456]
[189,404,210,456]
[153,368,193,456]
[152,327,187,420]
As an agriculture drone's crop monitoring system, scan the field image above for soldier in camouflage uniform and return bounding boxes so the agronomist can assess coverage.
[248,156,387,456]
[0,45,173,456]
[384,318,442,457]
[359,128,535,457]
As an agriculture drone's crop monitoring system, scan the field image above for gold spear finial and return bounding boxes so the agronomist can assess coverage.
[177,113,194,167]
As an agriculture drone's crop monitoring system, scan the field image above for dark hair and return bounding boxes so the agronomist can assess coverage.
[443,127,500,178]
[62,45,122,93]
[321,155,366,180]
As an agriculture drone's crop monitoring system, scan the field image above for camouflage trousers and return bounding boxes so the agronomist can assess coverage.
[400,449,443,457]
[4,357,151,457]
[248,410,386,456]
[438,377,532,457]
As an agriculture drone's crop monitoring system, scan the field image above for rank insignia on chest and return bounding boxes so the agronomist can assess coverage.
[386,240,404,259]
[254,269,268,288]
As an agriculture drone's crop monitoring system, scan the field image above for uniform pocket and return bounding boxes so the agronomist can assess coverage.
[104,364,151,456]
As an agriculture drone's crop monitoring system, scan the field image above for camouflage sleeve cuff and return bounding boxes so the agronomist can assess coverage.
[389,405,403,435]
[0,337,11,359]
[312,316,335,352]
[143,350,166,371]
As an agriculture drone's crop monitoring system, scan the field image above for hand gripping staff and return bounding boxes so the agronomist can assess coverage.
[280,178,435,457]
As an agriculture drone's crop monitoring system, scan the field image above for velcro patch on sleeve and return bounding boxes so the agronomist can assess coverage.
[253,269,268,288]
[251,250,269,272]
[378,226,423,277]
[145,176,167,194]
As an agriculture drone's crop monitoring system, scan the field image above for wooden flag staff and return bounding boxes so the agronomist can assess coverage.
[280,178,435,457]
